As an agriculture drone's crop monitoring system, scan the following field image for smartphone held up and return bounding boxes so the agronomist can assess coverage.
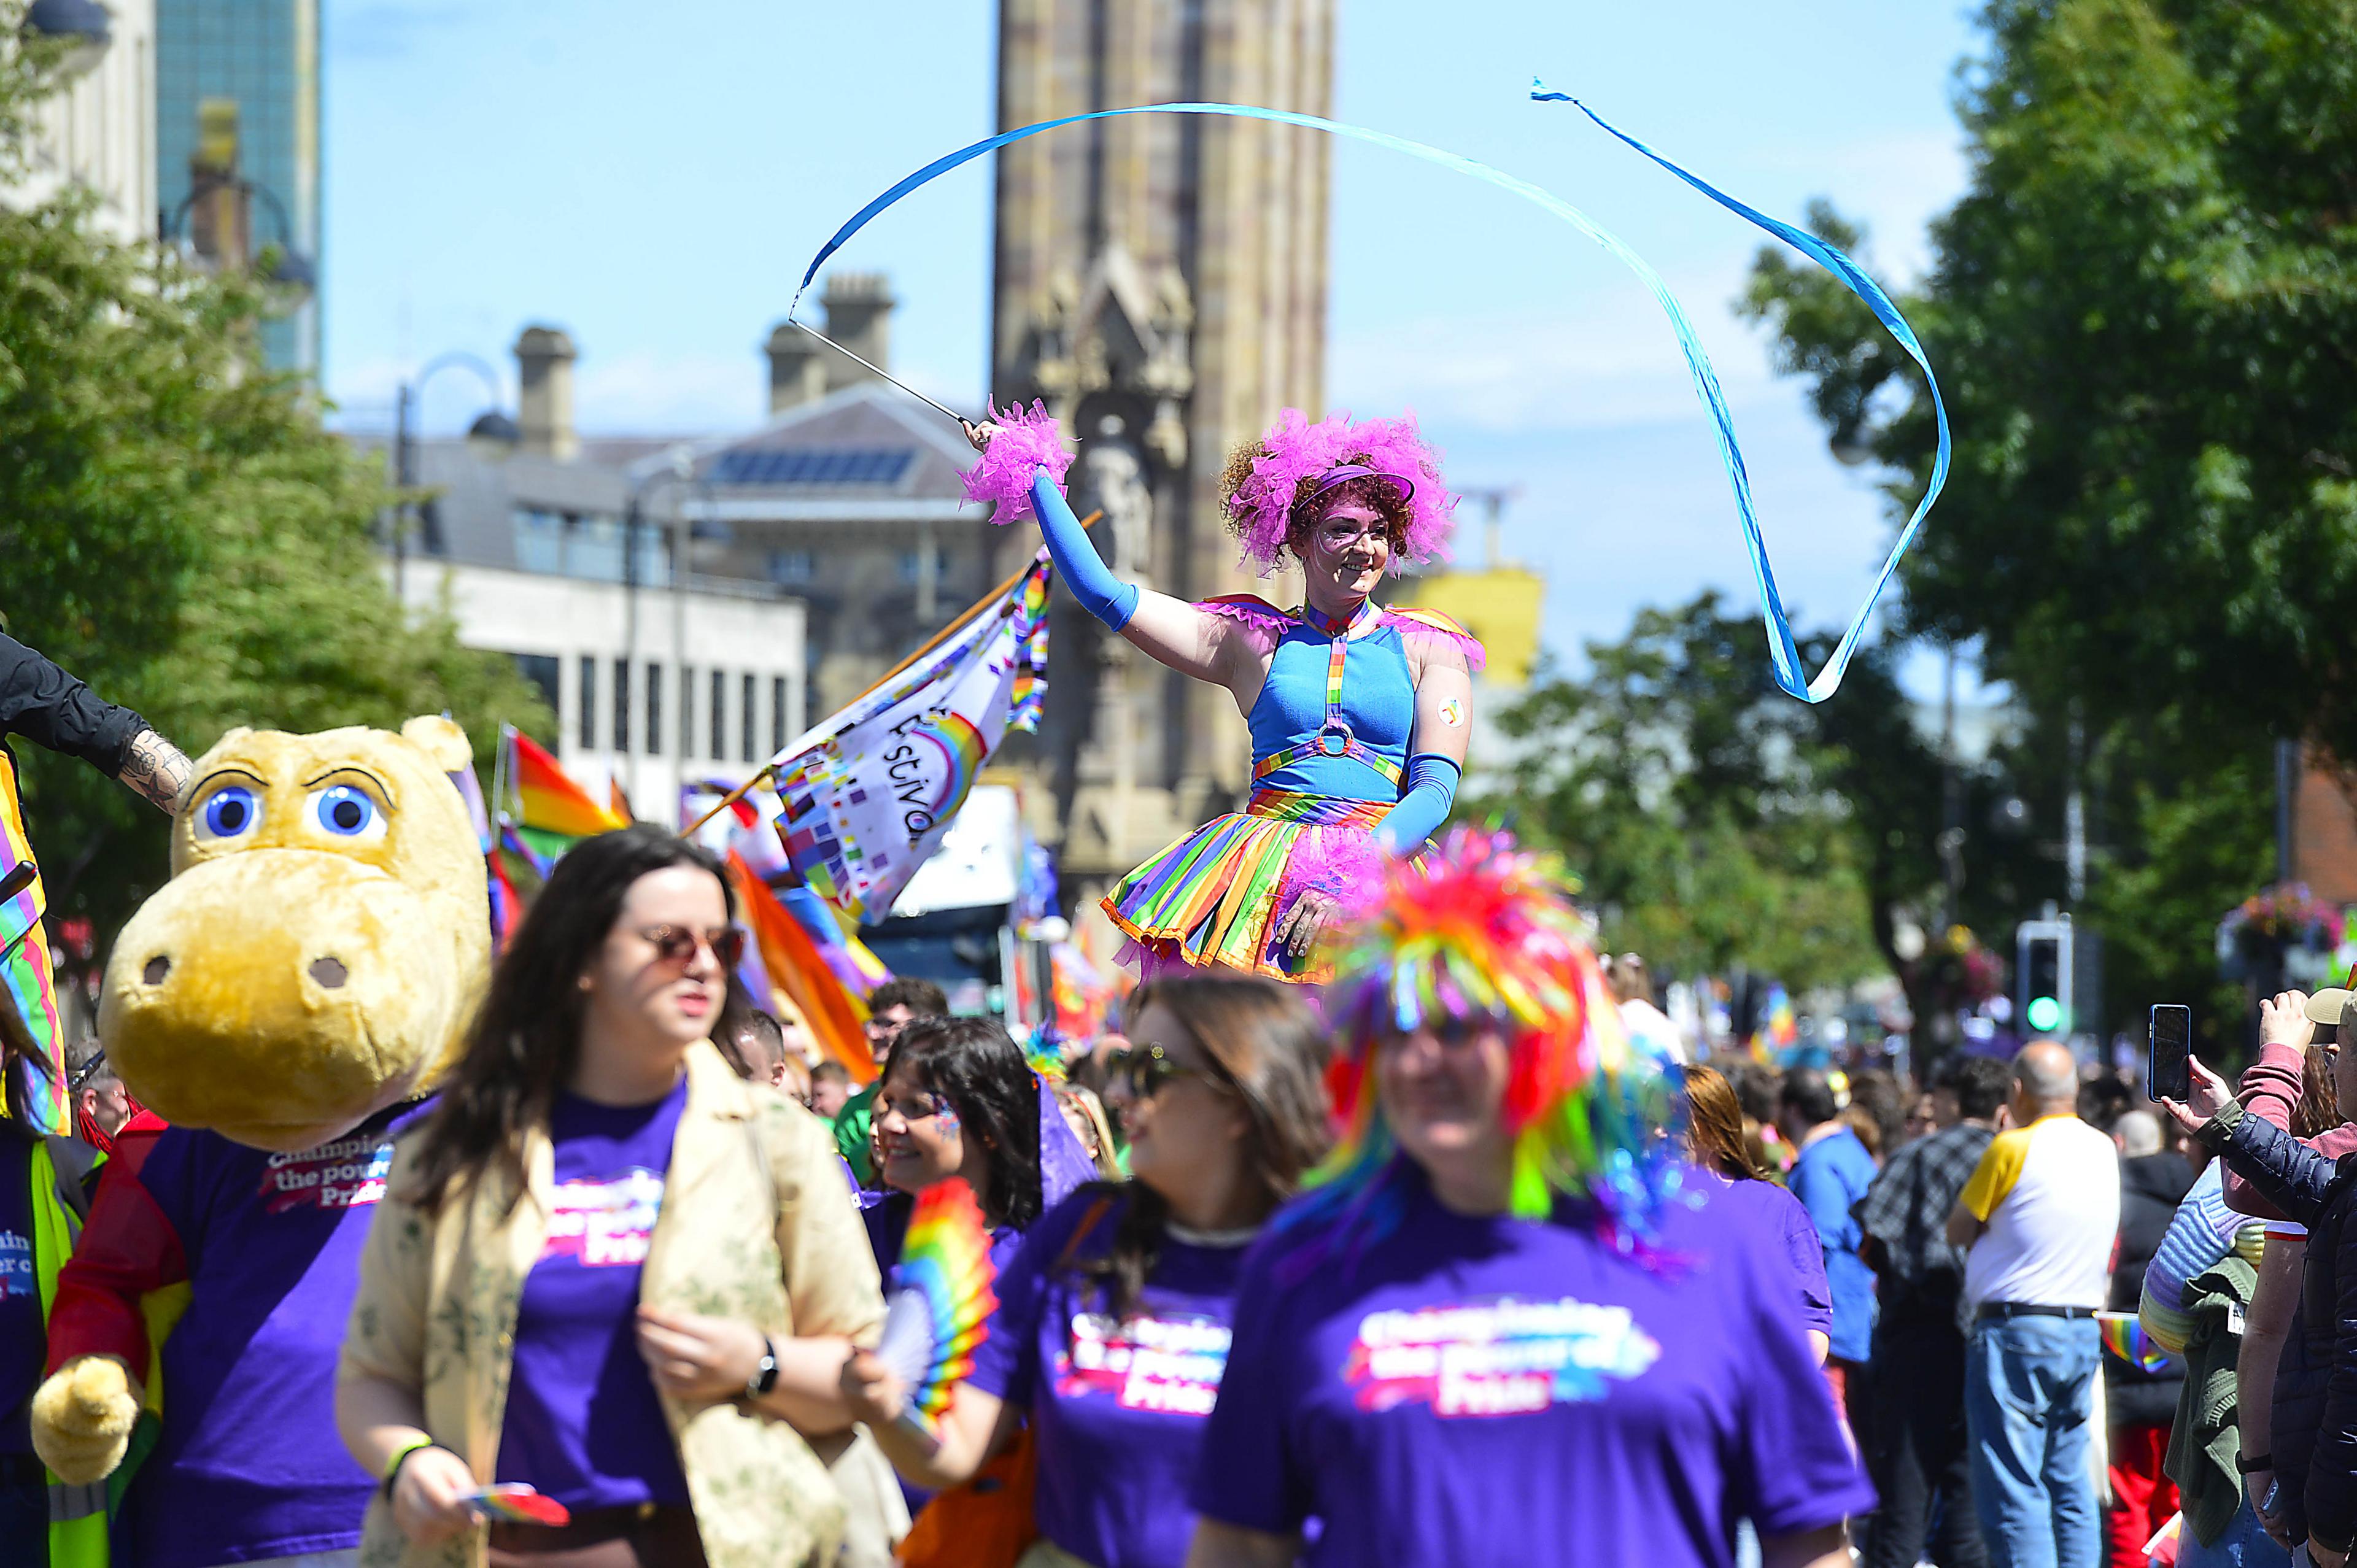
[2149,1003,2193,1103]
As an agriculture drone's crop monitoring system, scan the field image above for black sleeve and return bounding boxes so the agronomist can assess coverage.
[2208,1107,2345,1228]
[0,634,149,776]
[2306,1194,2357,1553]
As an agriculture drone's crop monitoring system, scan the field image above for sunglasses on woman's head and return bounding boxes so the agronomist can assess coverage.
[1109,1042,1210,1099]
[637,924,746,971]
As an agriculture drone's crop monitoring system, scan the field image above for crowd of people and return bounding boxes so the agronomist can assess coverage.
[2,382,2348,1568]
[20,817,2357,1568]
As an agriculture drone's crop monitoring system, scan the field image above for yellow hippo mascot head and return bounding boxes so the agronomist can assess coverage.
[101,715,490,1147]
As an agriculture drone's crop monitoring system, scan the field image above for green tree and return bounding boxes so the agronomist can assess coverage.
[1744,0,2357,749]
[1738,0,2340,1043]
[0,26,547,943]
[1477,594,1900,997]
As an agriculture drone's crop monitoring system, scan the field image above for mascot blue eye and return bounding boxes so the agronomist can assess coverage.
[198,786,259,841]
[311,785,379,838]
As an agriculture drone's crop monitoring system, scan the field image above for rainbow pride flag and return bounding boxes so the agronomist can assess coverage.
[2097,1311,2175,1375]
[779,884,892,999]
[728,853,876,1084]
[505,726,627,841]
[0,753,66,1132]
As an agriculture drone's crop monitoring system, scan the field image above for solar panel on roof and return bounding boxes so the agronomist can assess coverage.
[710,447,915,486]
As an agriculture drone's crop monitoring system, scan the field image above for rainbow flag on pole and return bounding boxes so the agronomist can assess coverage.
[774,555,1051,925]
[503,725,627,858]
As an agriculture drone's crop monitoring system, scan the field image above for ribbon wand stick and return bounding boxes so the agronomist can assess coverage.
[791,319,967,427]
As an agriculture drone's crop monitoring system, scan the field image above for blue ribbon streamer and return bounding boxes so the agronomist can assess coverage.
[1531,85,1949,702]
[797,95,1946,703]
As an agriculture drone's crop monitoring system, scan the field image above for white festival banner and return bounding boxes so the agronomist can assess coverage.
[773,554,1051,926]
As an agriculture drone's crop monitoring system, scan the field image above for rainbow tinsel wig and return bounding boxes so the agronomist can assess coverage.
[1282,827,1686,1251]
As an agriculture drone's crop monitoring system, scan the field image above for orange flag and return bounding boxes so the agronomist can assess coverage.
[728,852,875,1084]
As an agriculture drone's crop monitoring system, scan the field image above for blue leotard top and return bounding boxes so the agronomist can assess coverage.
[1244,604,1415,803]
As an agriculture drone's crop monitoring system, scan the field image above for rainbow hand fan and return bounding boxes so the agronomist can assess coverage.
[460,1485,570,1527]
[875,1181,999,1451]
[2096,1311,2176,1375]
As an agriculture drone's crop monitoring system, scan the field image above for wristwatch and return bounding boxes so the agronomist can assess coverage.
[743,1337,780,1402]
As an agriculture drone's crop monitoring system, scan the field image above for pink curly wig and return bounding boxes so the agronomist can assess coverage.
[1221,409,1458,577]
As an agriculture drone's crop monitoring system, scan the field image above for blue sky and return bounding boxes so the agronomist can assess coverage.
[323,0,1989,689]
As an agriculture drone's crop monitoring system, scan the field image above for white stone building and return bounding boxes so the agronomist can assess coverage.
[7,0,159,242]
[378,326,807,824]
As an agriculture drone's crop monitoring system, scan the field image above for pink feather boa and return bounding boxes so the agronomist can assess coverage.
[1226,408,1458,576]
[961,400,1074,526]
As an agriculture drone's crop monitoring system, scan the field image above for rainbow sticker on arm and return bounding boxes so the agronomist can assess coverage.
[875,1180,1000,1449]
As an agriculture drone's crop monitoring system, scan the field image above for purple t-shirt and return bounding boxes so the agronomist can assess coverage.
[1190,1165,1875,1568]
[969,1190,1245,1568]
[1693,1171,1833,1343]
[496,1080,692,1512]
[125,1102,431,1568]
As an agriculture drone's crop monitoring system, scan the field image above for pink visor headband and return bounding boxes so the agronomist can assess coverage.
[1310,464,1417,504]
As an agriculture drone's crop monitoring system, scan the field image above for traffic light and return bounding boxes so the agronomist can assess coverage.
[2016,916,2073,1038]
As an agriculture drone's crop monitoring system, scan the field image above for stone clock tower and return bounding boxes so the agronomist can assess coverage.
[989,0,1334,905]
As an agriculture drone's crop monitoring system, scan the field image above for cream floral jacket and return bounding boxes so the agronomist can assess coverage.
[338,1041,885,1568]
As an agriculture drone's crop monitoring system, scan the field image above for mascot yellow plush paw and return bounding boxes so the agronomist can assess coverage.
[32,716,492,1567]
[29,1353,142,1485]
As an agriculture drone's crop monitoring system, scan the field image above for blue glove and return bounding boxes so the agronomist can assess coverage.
[1375,753,1461,854]
[1034,471,1139,631]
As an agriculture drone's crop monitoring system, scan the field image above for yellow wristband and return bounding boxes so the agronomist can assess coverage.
[382,1437,438,1498]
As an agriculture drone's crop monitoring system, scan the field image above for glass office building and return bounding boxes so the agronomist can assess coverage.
[155,0,320,375]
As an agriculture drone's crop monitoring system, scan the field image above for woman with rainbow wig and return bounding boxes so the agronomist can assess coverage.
[960,406,1482,983]
[1182,830,1873,1568]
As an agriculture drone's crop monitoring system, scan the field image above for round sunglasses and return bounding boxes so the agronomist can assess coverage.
[637,924,746,972]
[1107,1041,1217,1099]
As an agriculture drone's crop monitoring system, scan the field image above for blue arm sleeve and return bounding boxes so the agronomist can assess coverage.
[1374,753,1460,854]
[1032,471,1139,631]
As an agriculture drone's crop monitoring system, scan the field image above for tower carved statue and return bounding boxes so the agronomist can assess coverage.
[991,0,1334,900]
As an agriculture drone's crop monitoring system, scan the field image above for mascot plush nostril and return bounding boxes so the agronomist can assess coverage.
[308,956,349,989]
[142,954,171,985]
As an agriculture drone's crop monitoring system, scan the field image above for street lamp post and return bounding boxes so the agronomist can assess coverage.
[390,353,513,600]
[165,179,315,292]
[621,455,695,813]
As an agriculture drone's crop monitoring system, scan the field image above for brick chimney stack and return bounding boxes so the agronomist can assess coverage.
[764,321,826,415]
[513,325,578,460]
[818,272,896,393]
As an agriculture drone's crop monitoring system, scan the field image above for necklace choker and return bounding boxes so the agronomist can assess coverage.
[1165,1220,1264,1248]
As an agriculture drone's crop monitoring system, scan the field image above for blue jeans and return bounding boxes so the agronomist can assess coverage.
[1965,1314,2101,1568]
[2177,1496,2291,1568]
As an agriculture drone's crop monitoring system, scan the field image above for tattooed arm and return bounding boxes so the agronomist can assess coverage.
[117,728,195,815]
[0,634,188,813]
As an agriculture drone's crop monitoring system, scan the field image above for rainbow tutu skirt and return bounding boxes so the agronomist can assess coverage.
[1102,789,1388,984]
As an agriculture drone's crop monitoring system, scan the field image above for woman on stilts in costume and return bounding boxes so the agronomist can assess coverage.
[961,406,1484,983]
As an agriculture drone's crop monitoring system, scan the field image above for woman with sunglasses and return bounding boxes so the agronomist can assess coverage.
[961,407,1482,982]
[1185,832,1871,1568]
[857,1015,1098,1278]
[337,825,889,1568]
[843,976,1330,1568]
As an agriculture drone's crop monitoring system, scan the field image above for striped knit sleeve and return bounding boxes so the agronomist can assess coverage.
[2140,1166,2239,1352]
